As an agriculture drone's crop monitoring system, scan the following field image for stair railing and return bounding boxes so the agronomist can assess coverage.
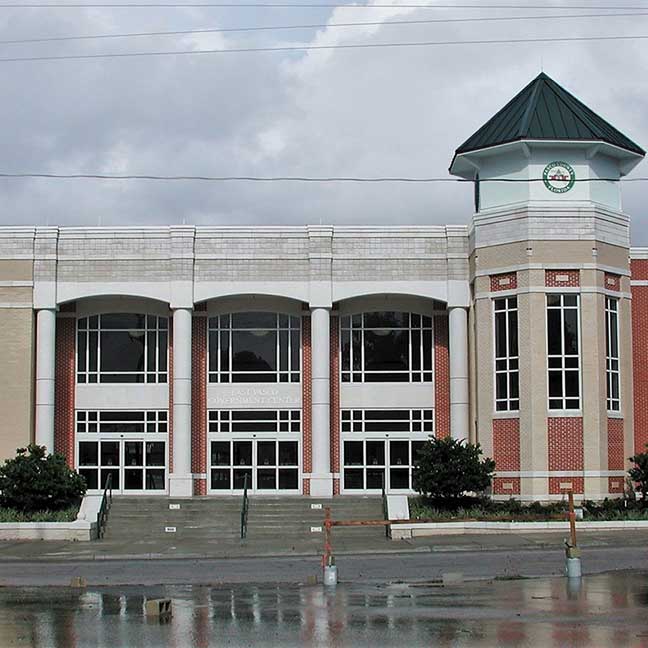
[97,472,114,540]
[381,472,390,539]
[240,473,250,540]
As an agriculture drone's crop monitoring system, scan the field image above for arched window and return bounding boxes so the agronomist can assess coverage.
[77,313,168,384]
[340,311,433,383]
[208,312,301,383]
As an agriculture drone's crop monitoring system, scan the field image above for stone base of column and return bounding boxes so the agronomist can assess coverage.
[169,474,194,497]
[309,473,334,497]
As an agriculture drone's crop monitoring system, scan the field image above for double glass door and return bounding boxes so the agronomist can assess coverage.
[77,439,167,493]
[209,439,300,493]
[342,439,425,493]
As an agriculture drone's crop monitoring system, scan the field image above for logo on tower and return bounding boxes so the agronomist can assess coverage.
[543,161,576,194]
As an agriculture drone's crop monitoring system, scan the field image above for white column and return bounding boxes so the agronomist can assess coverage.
[35,308,56,452]
[169,307,193,496]
[449,306,470,442]
[310,307,333,497]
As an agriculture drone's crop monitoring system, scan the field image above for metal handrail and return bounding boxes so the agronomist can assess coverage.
[240,473,250,540]
[97,472,113,540]
[381,472,390,538]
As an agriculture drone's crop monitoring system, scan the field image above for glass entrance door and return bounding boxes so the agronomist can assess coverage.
[77,439,167,493]
[209,439,300,493]
[342,439,426,493]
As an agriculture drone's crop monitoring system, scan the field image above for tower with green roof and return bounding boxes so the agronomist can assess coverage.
[451,73,644,501]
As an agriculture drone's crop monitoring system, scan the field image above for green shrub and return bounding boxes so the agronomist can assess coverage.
[412,437,495,502]
[629,445,648,501]
[0,506,79,523]
[0,445,86,513]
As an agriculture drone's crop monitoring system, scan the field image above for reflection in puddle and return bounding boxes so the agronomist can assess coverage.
[1,572,647,647]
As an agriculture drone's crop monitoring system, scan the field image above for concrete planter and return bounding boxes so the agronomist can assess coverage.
[0,495,103,542]
[391,519,648,540]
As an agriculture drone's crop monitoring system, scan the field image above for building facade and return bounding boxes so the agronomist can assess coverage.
[0,73,646,500]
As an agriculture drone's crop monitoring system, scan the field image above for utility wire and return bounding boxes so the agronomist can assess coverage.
[0,32,647,62]
[0,173,646,183]
[2,12,646,46]
[2,3,648,10]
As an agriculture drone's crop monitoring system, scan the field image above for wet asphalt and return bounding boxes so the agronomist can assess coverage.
[1,572,648,647]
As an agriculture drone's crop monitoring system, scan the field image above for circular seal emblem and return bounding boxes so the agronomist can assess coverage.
[543,161,576,194]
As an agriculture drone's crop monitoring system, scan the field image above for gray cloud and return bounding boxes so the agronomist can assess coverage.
[0,1,646,243]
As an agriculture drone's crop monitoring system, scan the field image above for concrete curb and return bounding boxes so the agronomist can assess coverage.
[391,520,648,539]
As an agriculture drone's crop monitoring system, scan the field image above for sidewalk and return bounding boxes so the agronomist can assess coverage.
[0,528,643,562]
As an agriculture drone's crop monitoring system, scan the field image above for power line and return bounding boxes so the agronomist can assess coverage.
[0,173,645,182]
[0,32,647,62]
[2,12,646,46]
[2,3,648,9]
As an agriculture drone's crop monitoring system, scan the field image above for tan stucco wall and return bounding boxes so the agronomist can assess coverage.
[0,308,34,461]
[473,240,629,274]
[0,260,33,282]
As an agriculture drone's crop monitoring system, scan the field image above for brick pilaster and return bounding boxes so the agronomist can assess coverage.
[631,259,648,454]
[302,314,312,495]
[434,313,450,438]
[330,316,340,495]
[54,316,75,467]
[191,315,207,496]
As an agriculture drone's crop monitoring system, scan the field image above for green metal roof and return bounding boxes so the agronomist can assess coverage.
[453,72,645,158]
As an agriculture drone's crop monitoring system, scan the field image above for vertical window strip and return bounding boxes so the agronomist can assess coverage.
[605,297,621,412]
[493,297,519,412]
[547,294,581,411]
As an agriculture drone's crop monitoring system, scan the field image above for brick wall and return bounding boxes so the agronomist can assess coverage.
[632,259,648,454]
[434,313,450,439]
[548,417,584,494]
[191,315,207,496]
[492,418,520,495]
[54,316,76,467]
[604,273,621,292]
[545,269,580,288]
[330,316,340,496]
[490,272,518,292]
[302,315,312,495]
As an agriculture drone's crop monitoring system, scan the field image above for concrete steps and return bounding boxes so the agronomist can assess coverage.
[102,496,387,546]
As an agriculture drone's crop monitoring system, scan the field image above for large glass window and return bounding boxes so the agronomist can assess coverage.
[209,410,301,434]
[606,297,620,412]
[494,297,519,411]
[547,294,580,410]
[340,312,433,382]
[208,313,300,383]
[77,314,168,384]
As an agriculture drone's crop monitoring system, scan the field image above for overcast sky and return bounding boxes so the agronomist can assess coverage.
[0,1,647,243]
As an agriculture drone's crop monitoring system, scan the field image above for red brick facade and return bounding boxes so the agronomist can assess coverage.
[493,477,521,496]
[434,313,450,439]
[330,316,340,495]
[302,314,312,495]
[604,273,621,292]
[545,269,580,287]
[492,418,520,495]
[191,315,207,495]
[548,417,584,494]
[490,272,518,292]
[54,316,76,467]
[632,260,648,453]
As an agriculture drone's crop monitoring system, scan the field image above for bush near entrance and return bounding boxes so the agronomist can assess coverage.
[412,436,495,502]
[0,445,86,513]
[629,445,648,502]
